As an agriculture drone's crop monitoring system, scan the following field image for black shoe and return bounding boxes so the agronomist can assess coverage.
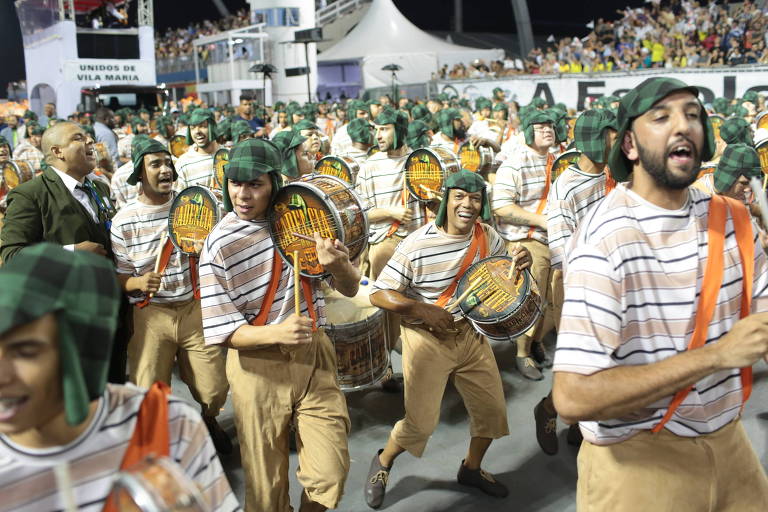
[457,461,509,498]
[567,423,583,447]
[534,397,558,455]
[516,356,544,381]
[531,340,551,368]
[364,449,391,509]
[204,417,233,455]
[380,371,402,393]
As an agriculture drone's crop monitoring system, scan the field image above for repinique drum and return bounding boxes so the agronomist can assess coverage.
[213,148,229,189]
[1,160,34,190]
[757,111,768,131]
[456,256,542,341]
[457,141,494,174]
[111,455,209,512]
[757,139,768,175]
[168,134,189,158]
[551,149,581,182]
[709,114,725,142]
[324,281,389,390]
[315,155,360,184]
[404,146,461,202]
[268,174,369,278]
[168,186,221,255]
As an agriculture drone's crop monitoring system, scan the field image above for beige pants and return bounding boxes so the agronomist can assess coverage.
[368,235,404,352]
[129,299,228,417]
[228,329,351,512]
[577,420,768,511]
[390,321,509,457]
[512,238,563,345]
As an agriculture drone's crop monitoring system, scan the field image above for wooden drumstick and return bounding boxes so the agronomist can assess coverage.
[293,250,301,315]
[445,276,483,310]
[506,243,521,280]
[148,232,168,300]
[292,232,317,243]
[419,184,443,201]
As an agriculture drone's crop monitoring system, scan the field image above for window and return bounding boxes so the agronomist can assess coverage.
[252,8,300,27]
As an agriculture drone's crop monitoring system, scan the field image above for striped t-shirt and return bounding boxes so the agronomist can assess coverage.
[109,161,139,209]
[547,164,607,270]
[372,222,506,322]
[492,144,556,244]
[110,194,194,304]
[553,184,768,445]
[692,172,715,195]
[330,124,351,155]
[199,213,328,346]
[0,383,240,512]
[356,151,424,244]
[117,133,134,160]
[176,145,217,190]
[430,133,462,154]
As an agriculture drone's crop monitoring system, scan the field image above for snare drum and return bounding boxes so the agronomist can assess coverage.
[268,174,369,278]
[111,455,210,512]
[315,155,360,184]
[457,141,494,174]
[757,111,768,131]
[709,114,725,142]
[168,186,222,255]
[404,146,461,202]
[456,256,542,341]
[213,148,229,189]
[168,134,189,158]
[324,281,389,390]
[551,149,581,183]
[1,160,34,190]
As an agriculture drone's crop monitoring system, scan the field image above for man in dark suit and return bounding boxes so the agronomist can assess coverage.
[0,121,129,382]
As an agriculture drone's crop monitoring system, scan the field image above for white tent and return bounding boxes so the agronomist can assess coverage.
[317,0,504,90]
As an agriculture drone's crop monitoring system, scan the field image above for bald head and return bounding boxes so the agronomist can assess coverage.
[42,122,95,178]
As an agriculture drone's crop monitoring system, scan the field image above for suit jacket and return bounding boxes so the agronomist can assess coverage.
[0,167,115,263]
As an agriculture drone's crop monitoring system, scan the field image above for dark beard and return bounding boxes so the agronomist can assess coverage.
[636,138,701,190]
[454,126,467,139]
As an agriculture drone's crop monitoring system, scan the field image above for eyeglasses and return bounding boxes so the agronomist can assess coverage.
[533,126,554,132]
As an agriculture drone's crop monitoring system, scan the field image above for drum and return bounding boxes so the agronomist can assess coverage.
[456,256,542,341]
[168,186,222,255]
[709,114,725,142]
[757,139,768,175]
[551,149,581,182]
[319,134,331,156]
[457,141,494,174]
[757,111,768,131]
[404,146,461,202]
[314,155,359,184]
[1,160,34,190]
[213,148,229,189]
[168,134,189,158]
[111,455,209,512]
[268,174,369,278]
[567,117,577,142]
[324,281,389,390]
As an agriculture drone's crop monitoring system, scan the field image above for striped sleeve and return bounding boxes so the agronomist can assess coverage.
[490,162,520,210]
[110,215,135,277]
[372,238,413,295]
[199,236,248,346]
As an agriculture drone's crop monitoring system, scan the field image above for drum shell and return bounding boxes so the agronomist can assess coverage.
[315,155,360,185]
[458,142,494,174]
[213,148,229,189]
[169,135,189,158]
[1,160,34,190]
[168,186,222,255]
[404,146,461,202]
[757,139,768,175]
[757,111,768,132]
[551,149,581,183]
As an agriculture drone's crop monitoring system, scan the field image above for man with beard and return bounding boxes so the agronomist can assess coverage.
[93,108,119,165]
[175,109,220,190]
[364,171,532,509]
[492,110,561,380]
[553,77,768,511]
[12,123,45,172]
[702,143,763,203]
[431,108,466,153]
[110,138,231,453]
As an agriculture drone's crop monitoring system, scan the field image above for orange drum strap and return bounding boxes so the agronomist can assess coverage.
[652,195,753,433]
[385,187,409,238]
[103,382,171,512]
[189,255,201,300]
[605,166,616,194]
[435,223,488,308]
[136,238,174,309]
[300,277,318,331]
[250,250,283,327]
[526,153,555,238]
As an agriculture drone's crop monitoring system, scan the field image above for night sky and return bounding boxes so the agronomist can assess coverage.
[2,0,646,97]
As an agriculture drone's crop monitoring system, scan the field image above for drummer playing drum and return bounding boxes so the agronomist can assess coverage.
[364,170,531,509]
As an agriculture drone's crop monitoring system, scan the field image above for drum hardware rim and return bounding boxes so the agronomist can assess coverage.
[328,310,391,391]
[113,473,160,512]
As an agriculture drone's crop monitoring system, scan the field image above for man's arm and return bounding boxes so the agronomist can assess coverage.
[494,203,547,230]
[0,189,43,262]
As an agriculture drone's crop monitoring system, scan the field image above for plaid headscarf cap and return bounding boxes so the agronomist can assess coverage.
[522,110,554,146]
[293,119,319,132]
[231,120,254,143]
[185,108,217,145]
[0,243,120,426]
[436,108,462,139]
[23,110,38,121]
[222,138,283,211]
[127,136,176,185]
[26,123,45,136]
[714,143,762,193]
[374,108,408,149]
[348,118,374,145]
[406,120,431,150]
[719,118,753,145]
[574,109,618,164]
[156,116,174,138]
[608,77,715,181]
[713,97,730,115]
[271,130,307,178]
[743,91,759,104]
[475,97,492,112]
[347,100,369,118]
[435,170,491,228]
[531,97,547,109]
[215,117,233,140]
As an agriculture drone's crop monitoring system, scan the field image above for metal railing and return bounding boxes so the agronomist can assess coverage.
[316,0,371,26]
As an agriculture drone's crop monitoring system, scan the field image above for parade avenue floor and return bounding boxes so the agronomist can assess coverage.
[170,334,768,511]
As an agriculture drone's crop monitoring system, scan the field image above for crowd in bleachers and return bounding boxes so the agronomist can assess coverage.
[154,8,251,60]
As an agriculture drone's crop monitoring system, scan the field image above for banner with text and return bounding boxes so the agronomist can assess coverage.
[63,60,156,85]
[435,67,768,110]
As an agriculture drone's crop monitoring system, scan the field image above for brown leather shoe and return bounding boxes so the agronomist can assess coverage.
[457,461,509,498]
[364,449,391,509]
[534,396,558,455]
[516,356,544,380]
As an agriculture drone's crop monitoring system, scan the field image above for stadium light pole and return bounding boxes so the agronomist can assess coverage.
[510,0,534,57]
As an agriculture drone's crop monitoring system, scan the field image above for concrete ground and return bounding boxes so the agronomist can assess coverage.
[171,335,768,511]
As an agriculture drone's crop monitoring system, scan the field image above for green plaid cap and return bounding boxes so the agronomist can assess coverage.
[608,77,715,181]
[436,93,450,103]
[435,170,491,227]
[231,120,254,143]
[0,243,120,426]
[713,97,730,115]
[26,123,45,136]
[492,87,504,98]
[522,110,554,145]
[714,143,762,193]
[743,91,759,104]
[131,118,147,130]
[294,119,319,132]
[374,108,408,149]
[574,109,617,164]
[547,108,568,144]
[138,108,150,115]
[156,116,174,138]
[368,98,382,106]
[222,138,283,211]
[531,97,547,109]
[23,110,38,121]
[436,108,462,138]
[348,118,374,145]
[215,117,233,140]
[271,130,307,178]
[347,100,369,118]
[185,108,216,145]
[128,136,176,186]
[731,105,748,118]
[406,120,431,149]
[475,97,493,112]
[719,118,753,145]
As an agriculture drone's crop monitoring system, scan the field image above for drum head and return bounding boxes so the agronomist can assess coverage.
[757,111,768,131]
[213,148,229,189]
[168,186,221,255]
[551,149,581,182]
[458,141,483,172]
[709,114,725,141]
[1,161,22,189]
[315,156,355,184]
[168,135,189,158]
[457,255,531,325]
[757,139,768,175]
[405,147,458,201]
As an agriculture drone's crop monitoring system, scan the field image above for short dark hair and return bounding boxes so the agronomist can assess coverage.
[94,107,113,123]
[240,94,253,103]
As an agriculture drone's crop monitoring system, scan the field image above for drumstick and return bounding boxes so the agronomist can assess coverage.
[148,232,168,300]
[292,232,317,243]
[763,173,767,192]
[419,184,443,201]
[445,276,483,310]
[54,463,77,512]
[293,250,301,315]
[506,243,521,280]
